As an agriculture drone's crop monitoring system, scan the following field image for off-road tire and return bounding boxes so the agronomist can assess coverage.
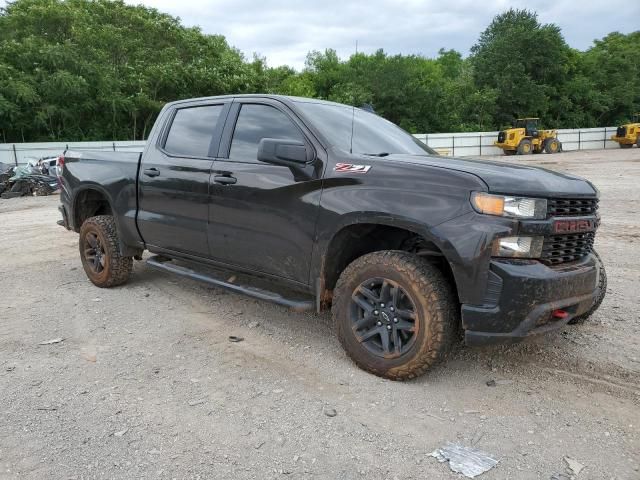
[517,139,533,155]
[568,250,607,325]
[79,215,133,288]
[545,138,561,154]
[332,251,457,380]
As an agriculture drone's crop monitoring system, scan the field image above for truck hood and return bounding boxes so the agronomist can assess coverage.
[388,154,597,198]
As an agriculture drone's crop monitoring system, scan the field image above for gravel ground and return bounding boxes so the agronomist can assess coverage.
[0,148,639,479]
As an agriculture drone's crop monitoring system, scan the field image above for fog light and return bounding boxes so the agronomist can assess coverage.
[493,236,544,258]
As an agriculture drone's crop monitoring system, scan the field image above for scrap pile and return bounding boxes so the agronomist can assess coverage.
[0,161,59,199]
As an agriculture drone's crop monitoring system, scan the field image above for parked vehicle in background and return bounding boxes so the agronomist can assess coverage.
[0,159,60,199]
[495,118,562,155]
[58,95,606,380]
[611,113,640,148]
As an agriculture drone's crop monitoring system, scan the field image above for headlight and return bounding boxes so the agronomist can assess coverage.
[492,236,544,258]
[471,192,547,219]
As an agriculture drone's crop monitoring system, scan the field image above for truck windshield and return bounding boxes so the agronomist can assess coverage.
[294,101,437,156]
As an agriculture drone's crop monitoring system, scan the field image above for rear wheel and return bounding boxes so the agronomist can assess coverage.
[332,251,457,380]
[79,215,133,288]
[568,250,607,325]
[517,139,533,155]
[545,138,561,154]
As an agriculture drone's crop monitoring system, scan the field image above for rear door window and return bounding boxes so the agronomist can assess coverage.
[164,105,224,158]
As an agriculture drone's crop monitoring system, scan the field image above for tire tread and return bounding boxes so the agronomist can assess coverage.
[332,250,457,380]
[79,215,132,288]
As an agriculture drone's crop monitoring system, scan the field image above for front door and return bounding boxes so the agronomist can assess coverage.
[137,101,229,257]
[207,100,324,285]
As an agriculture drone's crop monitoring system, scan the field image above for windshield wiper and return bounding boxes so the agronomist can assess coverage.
[362,152,390,157]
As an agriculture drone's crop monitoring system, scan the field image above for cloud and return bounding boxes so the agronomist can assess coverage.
[5,0,638,69]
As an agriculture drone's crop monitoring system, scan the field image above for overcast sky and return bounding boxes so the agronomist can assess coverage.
[4,0,638,69]
[121,0,637,69]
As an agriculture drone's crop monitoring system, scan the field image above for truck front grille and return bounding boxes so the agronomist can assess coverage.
[547,198,599,217]
[541,232,595,265]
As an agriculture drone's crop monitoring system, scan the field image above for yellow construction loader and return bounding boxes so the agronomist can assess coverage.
[611,114,640,148]
[495,118,562,155]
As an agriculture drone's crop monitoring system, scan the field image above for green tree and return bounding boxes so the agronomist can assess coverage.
[0,0,254,141]
[470,9,571,128]
[578,32,640,126]
[0,0,638,142]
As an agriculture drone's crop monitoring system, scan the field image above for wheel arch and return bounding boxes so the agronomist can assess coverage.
[71,184,142,257]
[72,185,114,231]
[316,218,459,311]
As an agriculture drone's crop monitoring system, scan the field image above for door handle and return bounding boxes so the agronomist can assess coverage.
[214,175,237,185]
[143,168,160,177]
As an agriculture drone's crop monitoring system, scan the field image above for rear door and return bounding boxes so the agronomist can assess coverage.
[207,98,324,285]
[137,101,230,257]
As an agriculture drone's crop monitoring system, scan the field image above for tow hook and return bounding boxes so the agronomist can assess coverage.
[552,309,569,319]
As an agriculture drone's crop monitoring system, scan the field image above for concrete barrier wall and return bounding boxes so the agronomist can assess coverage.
[0,140,146,166]
[413,127,620,157]
[0,127,620,164]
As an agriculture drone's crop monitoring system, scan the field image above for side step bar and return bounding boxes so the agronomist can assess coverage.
[146,255,314,312]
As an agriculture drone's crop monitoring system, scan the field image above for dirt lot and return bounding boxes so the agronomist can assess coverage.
[1,148,639,479]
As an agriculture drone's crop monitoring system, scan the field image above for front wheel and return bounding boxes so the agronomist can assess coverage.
[517,139,533,155]
[545,138,562,154]
[79,215,133,288]
[332,251,457,380]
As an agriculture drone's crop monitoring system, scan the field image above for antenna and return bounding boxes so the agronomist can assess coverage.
[349,40,358,154]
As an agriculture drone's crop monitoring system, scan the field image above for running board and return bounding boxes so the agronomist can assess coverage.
[146,255,314,312]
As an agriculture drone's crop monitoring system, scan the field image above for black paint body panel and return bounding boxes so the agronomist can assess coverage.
[59,94,601,345]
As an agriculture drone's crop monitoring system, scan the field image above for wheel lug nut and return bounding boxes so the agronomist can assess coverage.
[386,325,392,330]
[380,303,385,308]
[373,310,379,315]
[393,318,398,323]
[390,307,395,312]
[377,321,382,326]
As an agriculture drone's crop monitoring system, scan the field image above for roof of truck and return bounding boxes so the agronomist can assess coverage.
[166,94,350,109]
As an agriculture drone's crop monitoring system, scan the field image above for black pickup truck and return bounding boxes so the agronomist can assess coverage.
[58,95,606,380]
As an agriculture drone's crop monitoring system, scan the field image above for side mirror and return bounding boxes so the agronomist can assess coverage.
[257,138,311,166]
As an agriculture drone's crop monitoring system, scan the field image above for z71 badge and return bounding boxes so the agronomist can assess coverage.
[334,163,371,173]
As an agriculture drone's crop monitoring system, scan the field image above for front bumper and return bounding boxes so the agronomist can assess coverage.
[494,142,516,150]
[611,135,636,145]
[462,254,600,346]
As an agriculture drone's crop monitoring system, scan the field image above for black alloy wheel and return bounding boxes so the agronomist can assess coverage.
[350,277,418,358]
[83,231,106,274]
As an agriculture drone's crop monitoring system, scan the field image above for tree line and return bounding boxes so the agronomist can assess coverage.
[0,0,638,143]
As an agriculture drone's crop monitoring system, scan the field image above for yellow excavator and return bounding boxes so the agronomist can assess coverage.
[611,114,640,148]
[495,118,562,155]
